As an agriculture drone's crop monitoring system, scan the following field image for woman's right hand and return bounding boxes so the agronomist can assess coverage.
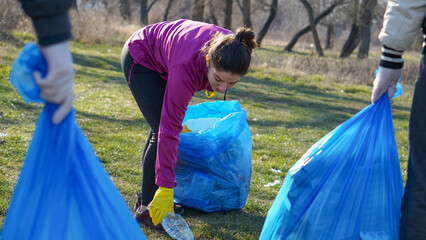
[149,187,174,225]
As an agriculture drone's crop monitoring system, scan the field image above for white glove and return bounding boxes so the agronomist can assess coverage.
[371,67,401,104]
[34,40,75,124]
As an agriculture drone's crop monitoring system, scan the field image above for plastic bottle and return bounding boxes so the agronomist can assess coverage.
[161,212,194,240]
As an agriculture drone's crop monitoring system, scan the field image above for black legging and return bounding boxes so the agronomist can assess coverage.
[121,40,166,206]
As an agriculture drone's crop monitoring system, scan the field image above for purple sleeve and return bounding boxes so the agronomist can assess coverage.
[155,64,196,188]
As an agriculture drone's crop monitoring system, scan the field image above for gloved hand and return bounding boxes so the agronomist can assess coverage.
[34,40,75,124]
[205,89,216,98]
[149,187,174,226]
[371,66,401,104]
[181,124,192,133]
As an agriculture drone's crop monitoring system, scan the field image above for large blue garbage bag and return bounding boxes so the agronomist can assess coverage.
[260,93,404,240]
[1,43,146,240]
[174,100,252,212]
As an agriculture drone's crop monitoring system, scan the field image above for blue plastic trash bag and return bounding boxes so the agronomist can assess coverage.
[174,100,252,212]
[1,43,146,240]
[260,93,404,240]
[9,43,46,103]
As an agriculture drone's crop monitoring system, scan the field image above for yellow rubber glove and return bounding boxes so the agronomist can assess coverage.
[149,187,174,226]
[181,124,192,133]
[205,90,216,98]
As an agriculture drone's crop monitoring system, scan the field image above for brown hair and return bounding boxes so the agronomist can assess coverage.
[202,27,257,76]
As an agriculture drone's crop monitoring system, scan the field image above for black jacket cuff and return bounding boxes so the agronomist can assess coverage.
[32,12,72,46]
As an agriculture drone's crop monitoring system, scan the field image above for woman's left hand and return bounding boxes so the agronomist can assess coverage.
[149,187,174,225]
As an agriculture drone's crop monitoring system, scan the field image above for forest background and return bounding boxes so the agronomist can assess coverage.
[1,0,423,81]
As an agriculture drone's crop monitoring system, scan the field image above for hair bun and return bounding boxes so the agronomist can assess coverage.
[235,27,257,52]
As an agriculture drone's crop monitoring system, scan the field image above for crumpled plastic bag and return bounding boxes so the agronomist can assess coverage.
[260,93,404,240]
[174,100,252,212]
[1,43,146,239]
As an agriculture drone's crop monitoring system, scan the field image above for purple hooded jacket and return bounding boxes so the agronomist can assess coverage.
[128,19,232,188]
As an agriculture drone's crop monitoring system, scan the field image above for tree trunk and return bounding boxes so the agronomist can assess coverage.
[120,0,131,21]
[340,23,360,58]
[284,0,343,52]
[357,22,371,59]
[163,0,174,21]
[140,0,148,25]
[357,0,377,59]
[339,0,360,58]
[99,0,115,14]
[242,0,252,28]
[224,0,233,30]
[140,0,158,25]
[300,0,323,56]
[256,0,278,47]
[207,0,218,25]
[325,24,334,49]
[192,0,206,21]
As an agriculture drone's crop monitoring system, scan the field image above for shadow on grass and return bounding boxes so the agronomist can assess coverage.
[256,46,313,58]
[72,52,122,74]
[2,99,145,129]
[393,111,412,122]
[226,76,374,131]
[392,104,411,113]
[0,30,24,47]
[232,75,412,132]
[247,119,286,128]
[244,75,371,104]
[76,110,149,128]
[185,208,265,239]
[256,46,283,54]
[1,100,41,125]
[75,67,125,84]
[72,51,126,84]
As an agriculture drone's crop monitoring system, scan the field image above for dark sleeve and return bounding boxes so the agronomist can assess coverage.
[18,0,74,46]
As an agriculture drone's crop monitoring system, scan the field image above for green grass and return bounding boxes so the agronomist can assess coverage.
[0,32,414,239]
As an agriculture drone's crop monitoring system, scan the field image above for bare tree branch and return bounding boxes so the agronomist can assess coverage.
[256,0,278,47]
[163,0,174,21]
[147,0,158,12]
[224,0,233,29]
[299,0,324,56]
[241,0,252,28]
[236,0,243,12]
[284,0,344,52]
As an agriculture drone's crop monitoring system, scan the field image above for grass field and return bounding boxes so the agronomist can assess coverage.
[0,32,414,239]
